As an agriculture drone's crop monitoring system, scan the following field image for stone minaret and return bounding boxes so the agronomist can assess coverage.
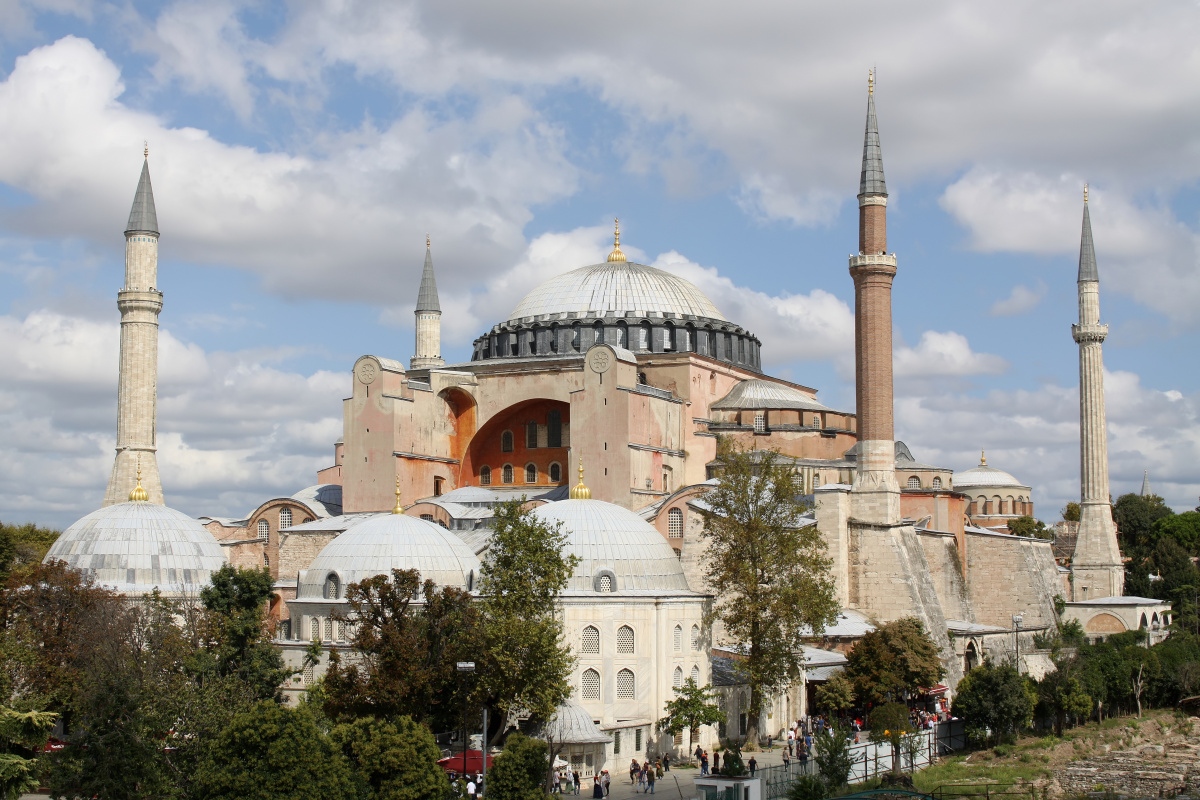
[103,152,165,506]
[849,73,901,524]
[1071,187,1124,599]
[410,236,444,369]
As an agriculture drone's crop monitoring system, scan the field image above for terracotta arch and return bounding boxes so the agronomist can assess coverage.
[462,398,571,486]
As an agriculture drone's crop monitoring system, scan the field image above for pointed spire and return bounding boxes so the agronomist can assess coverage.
[1141,470,1152,498]
[859,71,888,199]
[1078,185,1099,282]
[125,154,159,236]
[415,236,441,313]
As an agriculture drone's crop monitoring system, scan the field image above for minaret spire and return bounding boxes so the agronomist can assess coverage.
[1071,188,1124,599]
[1140,470,1152,498]
[104,151,165,506]
[411,236,444,369]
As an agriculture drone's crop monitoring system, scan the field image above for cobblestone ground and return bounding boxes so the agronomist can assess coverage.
[561,746,792,800]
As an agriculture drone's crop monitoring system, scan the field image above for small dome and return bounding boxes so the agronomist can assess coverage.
[45,502,227,597]
[955,465,1026,489]
[535,701,612,744]
[297,513,481,598]
[532,500,690,592]
[711,379,830,411]
[509,262,726,322]
[290,484,343,518]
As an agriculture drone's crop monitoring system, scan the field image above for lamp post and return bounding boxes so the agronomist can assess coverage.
[458,662,476,783]
[1012,615,1023,674]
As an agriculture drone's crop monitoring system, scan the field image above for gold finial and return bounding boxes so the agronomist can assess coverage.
[144,141,149,159]
[569,460,591,500]
[980,450,987,467]
[392,477,404,514]
[868,69,874,96]
[129,457,149,502]
[607,218,627,262]
[1083,183,1088,204]
[426,233,431,249]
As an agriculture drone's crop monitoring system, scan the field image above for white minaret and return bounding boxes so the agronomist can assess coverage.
[103,150,165,506]
[1071,186,1124,599]
[410,236,444,369]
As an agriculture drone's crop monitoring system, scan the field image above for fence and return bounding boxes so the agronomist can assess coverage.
[931,784,1040,800]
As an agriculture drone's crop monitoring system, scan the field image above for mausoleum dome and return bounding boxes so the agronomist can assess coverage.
[45,502,227,597]
[955,452,1028,489]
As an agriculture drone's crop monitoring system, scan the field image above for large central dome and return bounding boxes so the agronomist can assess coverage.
[509,262,726,322]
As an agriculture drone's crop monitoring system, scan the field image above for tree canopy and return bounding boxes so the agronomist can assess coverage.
[868,702,912,774]
[487,732,548,800]
[656,678,725,737]
[1006,516,1053,539]
[952,661,1034,744]
[844,617,945,705]
[331,715,446,800]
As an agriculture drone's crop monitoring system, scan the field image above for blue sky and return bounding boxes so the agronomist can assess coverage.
[1,1,1197,527]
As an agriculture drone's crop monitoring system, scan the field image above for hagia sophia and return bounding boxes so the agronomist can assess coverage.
[42,82,1170,776]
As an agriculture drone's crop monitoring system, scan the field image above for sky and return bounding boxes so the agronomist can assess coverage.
[1,0,1198,529]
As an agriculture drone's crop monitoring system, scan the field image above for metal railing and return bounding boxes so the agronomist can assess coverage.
[931,783,1040,800]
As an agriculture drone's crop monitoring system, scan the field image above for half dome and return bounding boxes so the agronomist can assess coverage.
[297,513,482,598]
[44,502,227,597]
[509,262,725,322]
[531,499,690,592]
[955,465,1026,489]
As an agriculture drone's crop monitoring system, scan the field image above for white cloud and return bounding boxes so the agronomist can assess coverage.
[990,281,1046,317]
[894,330,1008,380]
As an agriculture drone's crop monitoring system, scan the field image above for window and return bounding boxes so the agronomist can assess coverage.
[311,618,321,640]
[690,625,700,651]
[549,462,562,483]
[525,463,537,483]
[582,668,600,700]
[324,618,333,641]
[324,573,340,600]
[668,508,684,538]
[617,669,635,699]
[434,477,444,496]
[673,625,682,651]
[598,574,614,592]
[663,324,674,351]
[932,476,943,489]
[662,470,670,493]
[754,412,766,433]
[581,625,600,654]
[526,421,538,449]
[279,507,292,528]
[907,476,921,489]
[480,466,492,485]
[279,619,290,639]
[674,731,683,746]
[638,324,650,350]
[303,661,315,686]
[617,625,634,653]
[547,409,562,447]
[691,665,700,683]
[502,464,514,484]
[673,667,683,689]
[613,730,621,754]
[420,514,434,522]
[336,619,347,641]
[501,430,514,453]
[634,727,642,750]
[263,553,270,569]
[257,519,269,539]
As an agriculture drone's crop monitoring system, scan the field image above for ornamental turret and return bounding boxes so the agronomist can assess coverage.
[411,236,444,369]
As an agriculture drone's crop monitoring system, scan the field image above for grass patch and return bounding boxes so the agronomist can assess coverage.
[913,755,1051,793]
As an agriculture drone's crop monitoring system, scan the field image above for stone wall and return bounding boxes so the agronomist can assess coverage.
[965,529,1060,631]
[1056,742,1200,798]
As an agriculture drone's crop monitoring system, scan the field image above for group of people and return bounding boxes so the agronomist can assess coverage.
[450,773,484,800]
[555,769,614,796]
[628,756,668,793]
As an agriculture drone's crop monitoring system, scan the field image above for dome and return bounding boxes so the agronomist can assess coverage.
[531,499,690,592]
[534,701,612,744]
[44,502,227,597]
[509,262,726,322]
[711,379,830,411]
[297,513,481,598]
[291,484,342,518]
[955,464,1026,489]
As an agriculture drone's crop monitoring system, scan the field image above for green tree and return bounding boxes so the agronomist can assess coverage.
[951,662,1034,744]
[477,500,579,738]
[332,716,446,800]
[657,678,725,740]
[488,732,548,800]
[787,775,827,800]
[700,440,839,745]
[1061,503,1081,523]
[722,746,748,777]
[1155,512,1200,554]
[1006,516,1053,539]
[196,564,289,700]
[0,522,60,582]
[868,702,912,775]
[844,618,945,706]
[1114,492,1174,553]
[814,672,855,714]
[193,701,353,800]
[1037,662,1092,735]
[813,722,854,789]
[0,707,56,800]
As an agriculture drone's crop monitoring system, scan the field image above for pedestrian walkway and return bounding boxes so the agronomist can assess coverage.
[595,746,793,800]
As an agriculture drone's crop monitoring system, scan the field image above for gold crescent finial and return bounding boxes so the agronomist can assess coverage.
[1083,183,1088,204]
[144,141,149,159]
[607,218,627,262]
[426,233,431,249]
[129,456,149,502]
[980,450,987,467]
[868,69,874,96]
[392,476,404,514]
[569,459,591,500]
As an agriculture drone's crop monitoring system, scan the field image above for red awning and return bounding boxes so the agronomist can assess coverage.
[924,684,949,696]
[438,750,495,775]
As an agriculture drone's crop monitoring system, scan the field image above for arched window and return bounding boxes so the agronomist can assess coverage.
[303,661,315,686]
[616,669,635,699]
[324,618,333,641]
[502,464,514,484]
[691,664,700,684]
[582,668,600,700]
[311,618,320,640]
[547,410,562,448]
[526,421,538,449]
[907,476,921,489]
[663,323,675,352]
[682,325,693,352]
[668,508,684,538]
[616,322,627,348]
[336,619,347,641]
[501,430,514,453]
[581,625,600,654]
[673,624,682,651]
[263,553,270,569]
[480,466,492,486]
[598,574,614,592]
[662,468,671,494]
[257,519,269,538]
[673,667,683,689]
[690,624,700,651]
[549,325,559,354]
[617,625,634,653]
[754,413,766,433]
[279,507,292,528]
[550,462,563,482]
[572,323,581,352]
[525,463,537,483]
[932,476,943,489]
[638,322,651,350]
[324,573,340,600]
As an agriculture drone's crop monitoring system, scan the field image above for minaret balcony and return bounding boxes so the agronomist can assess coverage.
[1072,323,1108,344]
[848,253,897,269]
[117,289,164,314]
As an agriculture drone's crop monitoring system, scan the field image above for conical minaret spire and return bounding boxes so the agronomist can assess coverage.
[1141,470,1152,498]
[1071,186,1123,599]
[410,235,444,369]
[104,151,165,506]
[849,71,901,523]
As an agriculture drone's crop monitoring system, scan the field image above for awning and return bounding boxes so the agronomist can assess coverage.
[923,684,949,696]
[437,750,495,775]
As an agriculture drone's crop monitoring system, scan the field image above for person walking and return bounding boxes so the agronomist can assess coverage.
[783,748,791,769]
[700,751,709,775]
[663,753,670,772]
[602,771,611,797]
[637,764,647,793]
[647,767,656,795]
[748,756,757,777]
[712,750,721,774]
[573,771,581,796]
[630,759,640,785]
[787,727,795,756]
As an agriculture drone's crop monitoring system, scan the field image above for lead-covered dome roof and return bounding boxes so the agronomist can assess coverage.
[532,499,691,592]
[955,464,1027,489]
[297,513,481,598]
[44,502,227,597]
[509,262,725,322]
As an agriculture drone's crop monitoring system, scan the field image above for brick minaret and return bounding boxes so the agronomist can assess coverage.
[410,236,444,369]
[1071,187,1124,599]
[849,73,900,523]
[104,151,165,506]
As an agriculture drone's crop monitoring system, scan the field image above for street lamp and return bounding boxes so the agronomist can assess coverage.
[1012,615,1023,674]
[458,662,476,784]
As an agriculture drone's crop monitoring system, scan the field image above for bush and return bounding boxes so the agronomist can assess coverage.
[787,775,827,800]
[814,724,854,789]
[488,732,548,800]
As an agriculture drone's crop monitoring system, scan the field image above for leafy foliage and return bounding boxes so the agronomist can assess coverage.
[868,702,912,774]
[952,661,1034,744]
[1036,660,1092,735]
[332,715,446,800]
[657,678,725,737]
[1114,492,1175,553]
[813,723,854,789]
[1060,502,1081,523]
[196,564,289,700]
[700,440,838,743]
[814,672,855,714]
[1006,516,1053,539]
[487,732,548,800]
[787,775,828,800]
[0,706,56,800]
[845,617,945,705]
[0,522,59,582]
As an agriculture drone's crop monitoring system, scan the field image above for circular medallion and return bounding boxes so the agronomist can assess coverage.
[356,360,378,385]
[588,348,612,374]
